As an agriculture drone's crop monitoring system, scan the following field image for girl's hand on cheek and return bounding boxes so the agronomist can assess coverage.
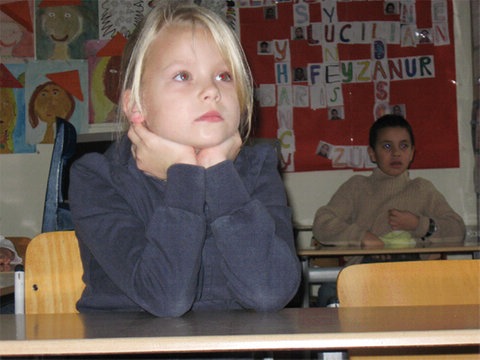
[128,123,197,179]
[196,132,242,168]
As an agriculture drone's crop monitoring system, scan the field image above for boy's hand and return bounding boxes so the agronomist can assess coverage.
[388,209,419,231]
[362,231,391,261]
[196,132,242,168]
[361,231,385,248]
[128,123,197,179]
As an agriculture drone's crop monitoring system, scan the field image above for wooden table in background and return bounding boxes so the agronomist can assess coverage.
[297,237,480,307]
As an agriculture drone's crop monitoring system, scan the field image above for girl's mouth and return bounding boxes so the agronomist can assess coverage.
[196,111,223,122]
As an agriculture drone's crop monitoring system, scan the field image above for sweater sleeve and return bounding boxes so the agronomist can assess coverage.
[312,177,367,247]
[412,179,466,242]
[70,154,209,317]
[205,146,301,312]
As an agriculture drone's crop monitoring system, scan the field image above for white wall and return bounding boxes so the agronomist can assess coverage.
[0,144,52,237]
[0,2,476,239]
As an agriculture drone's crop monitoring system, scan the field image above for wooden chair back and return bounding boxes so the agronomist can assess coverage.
[337,260,480,359]
[25,231,85,314]
[337,259,480,307]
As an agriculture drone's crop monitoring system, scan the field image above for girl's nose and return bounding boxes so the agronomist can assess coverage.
[201,80,221,102]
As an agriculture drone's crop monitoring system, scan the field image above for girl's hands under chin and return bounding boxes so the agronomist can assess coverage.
[196,132,242,168]
[128,122,197,180]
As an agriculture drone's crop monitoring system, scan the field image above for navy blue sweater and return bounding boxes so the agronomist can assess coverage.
[69,137,301,317]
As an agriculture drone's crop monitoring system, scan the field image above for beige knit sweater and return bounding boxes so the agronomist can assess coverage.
[313,168,466,251]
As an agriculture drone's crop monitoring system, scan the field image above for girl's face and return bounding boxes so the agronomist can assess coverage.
[367,127,414,177]
[137,24,240,150]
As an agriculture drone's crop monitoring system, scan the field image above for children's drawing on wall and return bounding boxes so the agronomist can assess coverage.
[0,0,34,59]
[25,61,88,144]
[86,32,126,127]
[35,0,98,60]
[98,0,152,40]
[239,0,457,172]
[0,63,35,154]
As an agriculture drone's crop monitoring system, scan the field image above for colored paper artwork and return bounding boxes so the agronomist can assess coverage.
[236,0,459,172]
[0,63,36,153]
[86,33,126,128]
[0,0,35,60]
[97,0,153,40]
[34,0,99,60]
[24,60,88,144]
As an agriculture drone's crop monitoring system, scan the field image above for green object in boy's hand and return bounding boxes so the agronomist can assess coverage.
[380,231,416,248]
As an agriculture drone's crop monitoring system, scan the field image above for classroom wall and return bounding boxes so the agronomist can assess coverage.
[0,1,477,239]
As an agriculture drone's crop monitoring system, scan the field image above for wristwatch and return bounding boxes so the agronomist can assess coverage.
[422,218,437,240]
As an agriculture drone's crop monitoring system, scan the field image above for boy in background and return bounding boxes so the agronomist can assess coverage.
[313,114,465,306]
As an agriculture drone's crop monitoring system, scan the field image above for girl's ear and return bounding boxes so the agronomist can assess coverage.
[122,90,144,124]
[367,146,377,163]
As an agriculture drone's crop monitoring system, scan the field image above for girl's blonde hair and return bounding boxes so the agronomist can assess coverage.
[119,1,254,141]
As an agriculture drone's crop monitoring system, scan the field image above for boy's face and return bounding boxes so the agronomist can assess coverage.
[367,127,414,177]
[137,24,241,150]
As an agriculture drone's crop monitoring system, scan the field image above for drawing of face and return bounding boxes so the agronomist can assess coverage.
[41,6,83,45]
[0,22,22,55]
[33,83,73,124]
[103,56,122,104]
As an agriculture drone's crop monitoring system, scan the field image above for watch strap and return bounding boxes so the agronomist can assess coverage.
[422,218,437,240]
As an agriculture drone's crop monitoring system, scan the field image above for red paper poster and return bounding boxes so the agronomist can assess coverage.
[236,0,458,172]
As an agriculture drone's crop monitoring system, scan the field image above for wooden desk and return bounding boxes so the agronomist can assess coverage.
[297,239,480,307]
[0,271,14,297]
[0,306,478,357]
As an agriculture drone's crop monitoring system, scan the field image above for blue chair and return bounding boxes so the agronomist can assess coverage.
[41,118,77,232]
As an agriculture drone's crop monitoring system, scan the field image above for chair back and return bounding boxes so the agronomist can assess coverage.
[337,259,480,307]
[25,231,85,314]
[42,118,77,232]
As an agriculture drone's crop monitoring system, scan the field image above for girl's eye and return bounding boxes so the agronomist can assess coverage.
[383,143,391,151]
[400,143,410,150]
[174,72,190,81]
[216,72,232,82]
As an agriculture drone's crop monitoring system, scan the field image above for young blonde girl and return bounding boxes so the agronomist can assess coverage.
[69,1,300,317]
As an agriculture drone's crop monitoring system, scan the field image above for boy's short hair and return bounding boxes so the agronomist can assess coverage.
[369,114,415,148]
